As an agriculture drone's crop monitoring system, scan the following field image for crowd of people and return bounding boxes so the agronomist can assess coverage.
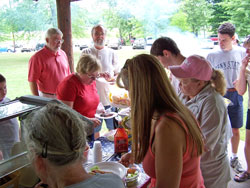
[1,22,250,187]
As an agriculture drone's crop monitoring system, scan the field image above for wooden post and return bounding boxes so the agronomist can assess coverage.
[56,0,74,73]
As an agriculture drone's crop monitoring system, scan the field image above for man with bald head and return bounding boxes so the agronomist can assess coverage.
[81,24,119,139]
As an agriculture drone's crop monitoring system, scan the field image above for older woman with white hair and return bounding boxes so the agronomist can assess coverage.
[169,55,231,188]
[23,103,125,188]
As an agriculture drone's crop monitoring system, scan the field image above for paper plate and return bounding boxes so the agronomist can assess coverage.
[86,161,127,179]
[95,112,118,119]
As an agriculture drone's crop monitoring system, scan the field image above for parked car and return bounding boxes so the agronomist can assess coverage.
[77,39,91,50]
[79,44,88,50]
[21,44,35,52]
[0,46,14,53]
[36,43,45,51]
[132,38,146,49]
[146,36,154,46]
[208,34,218,45]
[108,38,122,50]
[199,39,214,49]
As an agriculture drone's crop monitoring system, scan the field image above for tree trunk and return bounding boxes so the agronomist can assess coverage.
[56,0,74,73]
[12,32,16,52]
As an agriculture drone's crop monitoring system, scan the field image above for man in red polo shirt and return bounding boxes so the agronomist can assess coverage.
[28,28,71,98]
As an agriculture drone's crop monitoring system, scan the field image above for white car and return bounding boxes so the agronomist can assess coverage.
[199,39,214,49]
[132,38,146,49]
[146,37,154,46]
[108,38,122,50]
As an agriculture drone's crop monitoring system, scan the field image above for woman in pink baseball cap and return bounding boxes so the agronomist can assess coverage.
[169,55,231,188]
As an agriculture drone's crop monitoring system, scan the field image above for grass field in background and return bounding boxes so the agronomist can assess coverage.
[0,47,247,141]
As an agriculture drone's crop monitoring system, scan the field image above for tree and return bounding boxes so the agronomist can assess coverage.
[71,4,89,38]
[103,8,145,43]
[206,0,231,33]
[220,0,250,37]
[0,0,57,50]
[181,0,212,36]
[169,11,191,32]
[99,0,173,39]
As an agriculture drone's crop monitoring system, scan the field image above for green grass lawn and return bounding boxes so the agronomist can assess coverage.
[0,48,247,141]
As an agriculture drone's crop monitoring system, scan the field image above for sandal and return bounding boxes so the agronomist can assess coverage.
[234,171,250,182]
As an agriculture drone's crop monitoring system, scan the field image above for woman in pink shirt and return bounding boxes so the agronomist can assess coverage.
[118,54,205,188]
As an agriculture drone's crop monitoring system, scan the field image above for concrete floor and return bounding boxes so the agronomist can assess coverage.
[227,141,250,188]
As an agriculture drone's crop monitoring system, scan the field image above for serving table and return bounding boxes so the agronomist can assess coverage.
[86,136,150,188]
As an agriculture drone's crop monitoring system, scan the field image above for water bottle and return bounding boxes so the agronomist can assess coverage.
[93,141,102,163]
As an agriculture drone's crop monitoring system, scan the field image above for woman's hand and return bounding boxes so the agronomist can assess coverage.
[119,152,134,167]
[99,72,111,81]
[89,118,101,128]
[241,55,250,69]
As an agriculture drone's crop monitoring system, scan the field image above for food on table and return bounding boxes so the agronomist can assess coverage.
[125,166,139,186]
[100,113,113,117]
[109,92,130,106]
[127,168,137,175]
[107,77,115,82]
[90,165,100,171]
[89,166,111,175]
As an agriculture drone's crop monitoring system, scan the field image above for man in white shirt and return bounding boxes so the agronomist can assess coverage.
[81,24,119,139]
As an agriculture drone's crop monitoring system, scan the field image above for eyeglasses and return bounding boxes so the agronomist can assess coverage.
[54,39,64,44]
[94,32,105,37]
[87,73,101,80]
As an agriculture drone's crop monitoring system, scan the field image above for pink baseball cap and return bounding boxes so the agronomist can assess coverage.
[169,55,213,81]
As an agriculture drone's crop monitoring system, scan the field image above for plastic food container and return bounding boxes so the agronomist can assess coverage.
[125,167,140,187]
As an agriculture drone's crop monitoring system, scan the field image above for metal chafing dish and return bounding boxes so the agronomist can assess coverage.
[0,95,93,178]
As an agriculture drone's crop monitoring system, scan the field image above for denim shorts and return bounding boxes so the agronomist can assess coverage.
[224,91,243,129]
[246,110,250,130]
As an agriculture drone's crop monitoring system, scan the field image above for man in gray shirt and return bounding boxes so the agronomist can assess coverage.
[207,22,245,173]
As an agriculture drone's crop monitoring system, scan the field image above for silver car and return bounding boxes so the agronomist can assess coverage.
[132,38,146,49]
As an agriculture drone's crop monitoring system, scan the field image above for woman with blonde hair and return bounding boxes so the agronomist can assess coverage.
[118,54,205,188]
[24,103,125,188]
[57,54,109,139]
[169,55,231,188]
